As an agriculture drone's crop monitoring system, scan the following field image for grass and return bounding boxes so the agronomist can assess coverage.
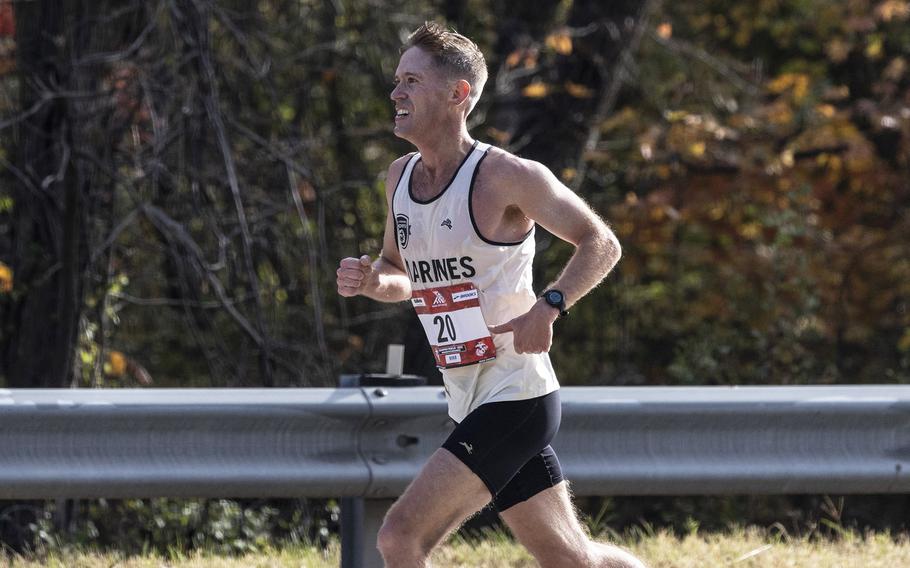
[2,527,910,567]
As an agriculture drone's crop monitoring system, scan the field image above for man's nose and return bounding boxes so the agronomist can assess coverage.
[390,84,404,101]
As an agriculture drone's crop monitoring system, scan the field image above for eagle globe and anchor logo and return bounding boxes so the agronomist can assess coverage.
[396,213,411,249]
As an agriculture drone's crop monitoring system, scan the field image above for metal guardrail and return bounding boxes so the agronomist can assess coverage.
[3,385,910,567]
[2,385,910,498]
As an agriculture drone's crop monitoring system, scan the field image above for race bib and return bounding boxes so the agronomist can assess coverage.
[410,282,497,369]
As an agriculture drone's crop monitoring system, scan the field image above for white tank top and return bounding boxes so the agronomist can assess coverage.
[391,141,560,422]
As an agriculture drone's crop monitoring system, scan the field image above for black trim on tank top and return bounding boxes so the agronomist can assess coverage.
[391,153,419,251]
[408,141,478,205]
[468,150,535,247]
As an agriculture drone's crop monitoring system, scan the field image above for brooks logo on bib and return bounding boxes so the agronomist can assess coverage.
[410,282,497,369]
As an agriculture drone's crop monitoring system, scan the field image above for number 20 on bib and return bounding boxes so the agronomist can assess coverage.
[411,282,497,369]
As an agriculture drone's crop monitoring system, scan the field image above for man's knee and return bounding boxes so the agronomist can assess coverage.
[535,540,646,568]
[376,508,429,561]
[592,541,647,568]
[534,547,590,568]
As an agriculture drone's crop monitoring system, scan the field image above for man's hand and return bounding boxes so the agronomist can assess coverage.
[336,255,375,297]
[488,299,560,354]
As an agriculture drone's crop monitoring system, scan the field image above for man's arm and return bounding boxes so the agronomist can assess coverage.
[336,156,414,303]
[487,158,621,353]
[518,160,621,308]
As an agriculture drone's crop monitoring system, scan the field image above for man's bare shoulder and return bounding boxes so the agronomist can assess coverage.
[481,147,555,194]
[384,152,418,197]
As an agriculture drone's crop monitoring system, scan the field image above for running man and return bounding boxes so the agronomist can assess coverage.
[336,22,646,568]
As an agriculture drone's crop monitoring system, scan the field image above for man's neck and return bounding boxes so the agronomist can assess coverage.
[413,124,475,181]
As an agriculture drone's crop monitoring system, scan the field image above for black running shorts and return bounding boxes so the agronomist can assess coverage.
[441,390,564,512]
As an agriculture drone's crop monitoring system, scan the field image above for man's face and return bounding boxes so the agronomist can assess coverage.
[390,47,452,141]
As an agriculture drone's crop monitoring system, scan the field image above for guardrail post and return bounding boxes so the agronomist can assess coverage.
[340,344,427,568]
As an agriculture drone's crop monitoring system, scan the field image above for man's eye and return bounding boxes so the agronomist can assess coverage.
[408,77,417,84]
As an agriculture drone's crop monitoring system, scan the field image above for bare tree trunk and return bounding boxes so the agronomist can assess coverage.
[2,0,139,387]
[3,0,80,388]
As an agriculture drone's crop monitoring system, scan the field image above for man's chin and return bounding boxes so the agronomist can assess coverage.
[392,125,416,142]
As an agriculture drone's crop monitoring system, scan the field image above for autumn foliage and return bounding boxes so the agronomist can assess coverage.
[0,0,907,389]
[548,0,910,385]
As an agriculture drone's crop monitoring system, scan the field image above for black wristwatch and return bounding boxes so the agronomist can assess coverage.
[541,289,568,318]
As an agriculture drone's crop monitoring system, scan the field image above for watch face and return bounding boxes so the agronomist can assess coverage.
[546,290,563,304]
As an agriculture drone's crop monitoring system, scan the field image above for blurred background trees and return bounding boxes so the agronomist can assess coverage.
[0,0,907,391]
[1,0,909,554]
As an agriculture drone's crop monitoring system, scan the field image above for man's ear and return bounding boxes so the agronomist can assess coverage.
[451,79,472,107]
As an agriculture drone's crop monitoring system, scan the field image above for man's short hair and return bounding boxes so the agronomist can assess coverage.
[402,22,488,116]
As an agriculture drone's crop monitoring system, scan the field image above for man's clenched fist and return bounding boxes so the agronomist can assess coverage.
[336,255,374,297]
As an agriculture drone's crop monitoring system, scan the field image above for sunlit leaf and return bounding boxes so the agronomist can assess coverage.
[505,50,522,68]
[866,36,884,59]
[815,104,836,118]
[899,328,910,351]
[875,1,910,22]
[0,261,12,293]
[565,81,594,98]
[545,31,572,55]
[522,82,550,98]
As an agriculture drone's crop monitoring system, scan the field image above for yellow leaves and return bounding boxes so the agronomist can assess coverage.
[876,0,910,22]
[884,57,907,81]
[689,142,706,158]
[899,329,910,352]
[708,202,726,221]
[505,48,538,70]
[767,100,794,126]
[564,81,594,98]
[780,149,794,168]
[105,351,127,377]
[0,261,11,293]
[767,73,810,102]
[616,221,635,237]
[865,35,884,59]
[728,114,757,129]
[816,104,836,118]
[102,351,153,384]
[601,107,638,132]
[278,104,294,122]
[823,85,850,101]
[581,148,611,164]
[522,80,594,99]
[656,22,673,39]
[505,50,522,68]
[561,168,576,182]
[814,153,844,183]
[825,38,851,63]
[738,222,762,240]
[522,81,549,98]
[485,126,510,145]
[545,31,572,55]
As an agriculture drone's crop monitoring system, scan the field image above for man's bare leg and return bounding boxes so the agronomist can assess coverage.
[499,481,647,568]
[376,448,491,567]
